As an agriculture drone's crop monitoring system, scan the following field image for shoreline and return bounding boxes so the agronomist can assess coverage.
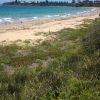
[0,7,99,25]
[0,9,100,43]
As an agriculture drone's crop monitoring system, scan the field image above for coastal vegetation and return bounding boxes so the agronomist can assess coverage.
[3,0,100,7]
[0,18,100,100]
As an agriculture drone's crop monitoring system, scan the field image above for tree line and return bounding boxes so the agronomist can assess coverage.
[3,0,100,7]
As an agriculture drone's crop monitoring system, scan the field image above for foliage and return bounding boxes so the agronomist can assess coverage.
[0,18,100,100]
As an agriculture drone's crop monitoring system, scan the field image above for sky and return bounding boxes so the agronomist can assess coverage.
[0,0,76,4]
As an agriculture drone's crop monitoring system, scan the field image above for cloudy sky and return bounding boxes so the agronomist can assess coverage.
[0,0,78,4]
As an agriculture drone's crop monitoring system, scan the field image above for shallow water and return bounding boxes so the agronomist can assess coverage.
[0,6,96,23]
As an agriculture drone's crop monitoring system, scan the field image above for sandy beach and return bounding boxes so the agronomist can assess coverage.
[0,10,100,43]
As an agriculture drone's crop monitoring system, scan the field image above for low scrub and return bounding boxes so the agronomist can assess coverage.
[0,18,100,100]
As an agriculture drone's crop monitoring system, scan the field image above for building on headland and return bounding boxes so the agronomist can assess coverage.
[77,0,81,3]
[15,0,18,3]
[94,0,100,3]
[2,0,100,6]
[72,0,76,3]
[72,0,82,3]
[83,0,93,3]
[46,0,48,3]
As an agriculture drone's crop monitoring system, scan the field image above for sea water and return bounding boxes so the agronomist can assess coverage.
[0,5,97,23]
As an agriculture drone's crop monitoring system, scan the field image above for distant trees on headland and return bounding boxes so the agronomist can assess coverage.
[3,0,100,7]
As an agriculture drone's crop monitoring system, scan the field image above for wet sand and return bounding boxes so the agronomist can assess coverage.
[0,9,100,43]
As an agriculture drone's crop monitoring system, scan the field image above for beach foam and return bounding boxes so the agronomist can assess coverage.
[0,10,99,42]
[19,18,28,22]
[0,6,99,24]
[1,18,14,23]
[91,8,96,11]
[32,17,38,20]
[0,19,2,23]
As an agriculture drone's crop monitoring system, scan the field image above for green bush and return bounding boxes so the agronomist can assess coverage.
[0,18,100,99]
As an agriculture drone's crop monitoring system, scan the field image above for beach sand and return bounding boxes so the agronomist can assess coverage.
[0,10,99,43]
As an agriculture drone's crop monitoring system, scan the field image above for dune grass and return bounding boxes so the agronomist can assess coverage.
[0,18,100,100]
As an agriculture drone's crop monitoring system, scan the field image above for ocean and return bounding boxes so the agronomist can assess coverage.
[0,6,97,23]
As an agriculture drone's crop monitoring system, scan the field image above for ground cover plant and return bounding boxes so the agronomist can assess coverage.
[0,18,100,100]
